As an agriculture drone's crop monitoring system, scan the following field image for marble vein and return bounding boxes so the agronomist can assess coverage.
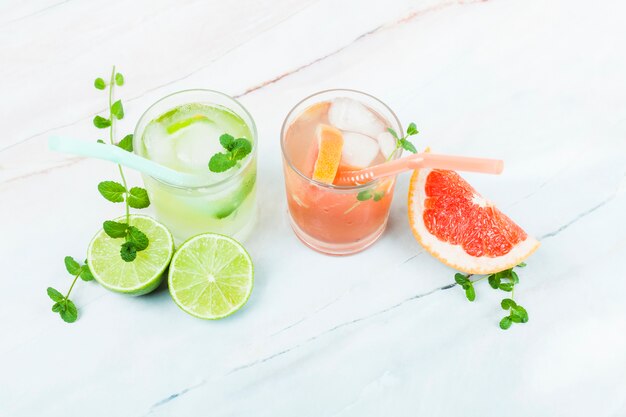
[538,194,616,241]
[0,1,321,154]
[1,0,488,155]
[228,282,456,375]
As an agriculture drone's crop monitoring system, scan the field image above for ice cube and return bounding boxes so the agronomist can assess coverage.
[341,132,380,168]
[174,122,225,172]
[328,97,385,137]
[144,124,177,168]
[377,131,396,159]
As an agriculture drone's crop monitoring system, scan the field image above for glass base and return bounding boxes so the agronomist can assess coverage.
[171,204,258,248]
[288,213,387,256]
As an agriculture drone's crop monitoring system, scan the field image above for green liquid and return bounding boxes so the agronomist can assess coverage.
[139,103,257,243]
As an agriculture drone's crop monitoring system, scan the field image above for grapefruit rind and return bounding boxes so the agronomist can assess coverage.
[408,168,539,274]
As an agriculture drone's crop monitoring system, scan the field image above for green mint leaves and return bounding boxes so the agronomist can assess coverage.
[208,134,252,173]
[91,67,151,262]
[455,263,529,330]
[454,273,476,301]
[98,181,126,202]
[48,257,93,323]
[93,115,111,129]
[127,187,150,209]
[117,134,133,152]
[357,190,385,202]
[111,100,124,120]
[387,122,419,159]
[94,77,106,90]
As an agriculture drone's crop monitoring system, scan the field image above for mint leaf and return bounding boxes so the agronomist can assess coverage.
[94,78,106,90]
[501,298,517,310]
[111,100,124,120]
[209,153,236,173]
[64,256,81,275]
[499,283,514,292]
[127,187,150,209]
[406,122,418,136]
[373,191,384,202]
[454,273,469,285]
[357,190,372,201]
[117,134,133,152]
[103,220,128,238]
[231,138,252,160]
[115,72,124,86]
[127,226,149,251]
[488,274,499,289]
[510,271,519,284]
[220,134,235,150]
[98,181,126,203]
[387,127,399,140]
[517,262,527,268]
[465,285,476,301]
[120,242,137,262]
[80,262,94,281]
[400,139,417,153]
[60,300,78,323]
[97,139,105,144]
[499,316,512,330]
[47,287,64,302]
[52,302,65,313]
[93,115,111,129]
[511,305,529,323]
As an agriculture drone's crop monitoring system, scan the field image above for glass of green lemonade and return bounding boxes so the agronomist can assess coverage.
[134,90,257,244]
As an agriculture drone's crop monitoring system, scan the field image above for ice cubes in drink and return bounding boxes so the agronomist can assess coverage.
[174,121,225,172]
[328,97,385,138]
[341,132,380,168]
[377,131,396,160]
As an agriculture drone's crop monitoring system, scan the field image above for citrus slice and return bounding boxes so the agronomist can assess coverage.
[87,215,174,295]
[312,124,344,184]
[408,168,539,274]
[168,233,253,319]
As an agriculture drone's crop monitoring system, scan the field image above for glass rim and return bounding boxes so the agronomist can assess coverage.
[280,88,403,191]
[133,88,258,190]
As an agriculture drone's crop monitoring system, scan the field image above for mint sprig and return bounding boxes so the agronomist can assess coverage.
[48,66,149,324]
[455,263,529,330]
[208,134,252,173]
[386,122,419,160]
[93,66,151,262]
[47,256,94,323]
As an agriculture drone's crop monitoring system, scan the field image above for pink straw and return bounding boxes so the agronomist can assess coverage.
[335,153,504,185]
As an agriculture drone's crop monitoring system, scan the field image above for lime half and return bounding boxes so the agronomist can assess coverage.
[168,233,254,319]
[87,215,174,296]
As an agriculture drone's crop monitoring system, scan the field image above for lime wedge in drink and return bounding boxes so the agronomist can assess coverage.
[87,215,174,296]
[168,233,254,319]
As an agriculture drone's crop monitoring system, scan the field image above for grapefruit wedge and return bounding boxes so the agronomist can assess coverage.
[312,124,344,184]
[408,168,539,274]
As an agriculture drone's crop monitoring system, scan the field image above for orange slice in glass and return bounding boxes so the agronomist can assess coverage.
[312,124,344,184]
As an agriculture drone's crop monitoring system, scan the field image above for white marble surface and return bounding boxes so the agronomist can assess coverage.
[1,0,626,415]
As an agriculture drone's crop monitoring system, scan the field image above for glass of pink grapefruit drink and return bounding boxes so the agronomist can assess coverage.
[281,89,403,255]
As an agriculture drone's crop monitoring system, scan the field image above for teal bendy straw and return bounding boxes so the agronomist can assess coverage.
[48,136,209,188]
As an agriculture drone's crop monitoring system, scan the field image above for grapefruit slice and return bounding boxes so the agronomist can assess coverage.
[312,124,344,184]
[408,168,539,274]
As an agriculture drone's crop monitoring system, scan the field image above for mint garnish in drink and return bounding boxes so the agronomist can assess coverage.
[208,133,252,172]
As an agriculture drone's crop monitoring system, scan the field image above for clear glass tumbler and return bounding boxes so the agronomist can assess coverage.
[134,90,258,244]
[281,89,402,255]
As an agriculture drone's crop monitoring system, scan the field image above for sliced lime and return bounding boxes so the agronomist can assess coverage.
[87,215,174,296]
[168,233,253,319]
[166,114,212,134]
